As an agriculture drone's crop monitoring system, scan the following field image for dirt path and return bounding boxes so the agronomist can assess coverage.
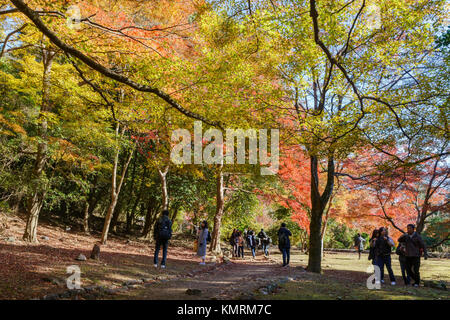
[112,254,308,300]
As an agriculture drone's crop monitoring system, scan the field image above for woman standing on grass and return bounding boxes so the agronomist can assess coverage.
[368,229,379,265]
[374,227,396,285]
[197,220,209,265]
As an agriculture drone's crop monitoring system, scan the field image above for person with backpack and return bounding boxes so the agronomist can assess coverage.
[153,209,172,269]
[277,223,292,267]
[197,220,210,265]
[354,233,366,260]
[258,228,268,253]
[396,241,411,285]
[374,227,396,285]
[248,230,257,259]
[262,236,271,256]
[398,224,428,287]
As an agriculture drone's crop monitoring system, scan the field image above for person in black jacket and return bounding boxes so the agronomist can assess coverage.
[258,228,268,255]
[368,229,379,265]
[398,224,428,287]
[374,227,396,285]
[153,209,172,269]
[277,223,292,267]
[229,229,238,257]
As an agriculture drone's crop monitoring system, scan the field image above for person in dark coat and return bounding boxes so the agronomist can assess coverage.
[258,228,268,255]
[153,209,172,269]
[368,229,379,265]
[277,223,292,267]
[398,224,428,287]
[374,227,396,285]
[229,229,238,257]
[248,231,257,259]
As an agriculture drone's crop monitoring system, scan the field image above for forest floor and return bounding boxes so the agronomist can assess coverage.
[0,212,449,300]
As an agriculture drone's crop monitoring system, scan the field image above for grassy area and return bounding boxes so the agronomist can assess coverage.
[261,249,450,300]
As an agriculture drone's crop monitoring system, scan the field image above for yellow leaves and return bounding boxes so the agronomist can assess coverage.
[49,137,105,172]
[0,112,26,136]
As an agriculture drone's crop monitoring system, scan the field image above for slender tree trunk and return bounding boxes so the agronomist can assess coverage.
[111,200,123,233]
[307,155,334,273]
[320,194,332,258]
[210,164,224,253]
[83,175,99,234]
[99,124,134,245]
[127,166,147,233]
[158,166,169,211]
[170,205,180,222]
[142,200,160,238]
[83,202,90,234]
[23,47,55,243]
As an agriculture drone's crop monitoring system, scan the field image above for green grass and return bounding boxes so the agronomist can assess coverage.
[262,250,450,300]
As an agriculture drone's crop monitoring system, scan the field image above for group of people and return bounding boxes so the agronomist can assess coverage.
[367,224,427,287]
[152,210,211,267]
[228,228,272,258]
[152,210,428,287]
[152,209,294,268]
[228,223,293,267]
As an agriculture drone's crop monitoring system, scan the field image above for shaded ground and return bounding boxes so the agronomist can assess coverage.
[111,256,307,300]
[1,212,449,300]
[0,213,202,299]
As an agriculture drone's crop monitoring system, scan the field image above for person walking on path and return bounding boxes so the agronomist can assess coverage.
[262,236,271,257]
[237,231,245,258]
[368,229,379,265]
[398,224,428,287]
[229,229,238,257]
[277,223,292,267]
[245,229,251,249]
[248,230,257,259]
[197,220,209,265]
[374,227,396,285]
[354,233,366,260]
[153,209,172,269]
[258,228,268,254]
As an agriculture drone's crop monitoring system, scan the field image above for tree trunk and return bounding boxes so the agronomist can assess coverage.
[110,200,123,233]
[170,205,180,222]
[158,166,169,211]
[320,195,332,258]
[307,155,334,273]
[210,164,224,253]
[125,156,141,233]
[142,199,159,238]
[23,47,55,243]
[99,123,134,245]
[83,202,90,234]
[101,196,118,244]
